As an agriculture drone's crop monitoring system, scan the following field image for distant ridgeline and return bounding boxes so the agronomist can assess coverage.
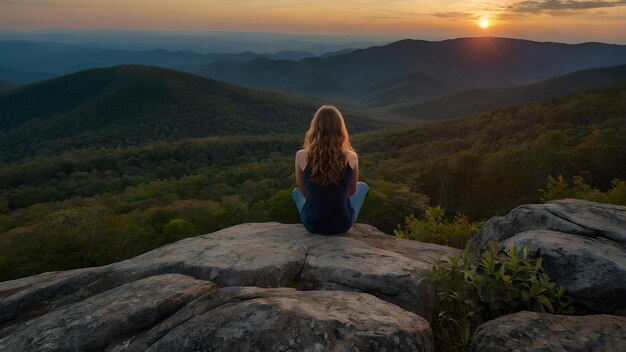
[193,37,626,106]
[3,37,626,109]
[0,64,624,281]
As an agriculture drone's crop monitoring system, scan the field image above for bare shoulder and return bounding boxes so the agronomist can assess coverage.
[295,149,308,170]
[345,150,358,168]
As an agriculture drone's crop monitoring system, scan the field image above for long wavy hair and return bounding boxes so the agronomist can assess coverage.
[304,105,354,186]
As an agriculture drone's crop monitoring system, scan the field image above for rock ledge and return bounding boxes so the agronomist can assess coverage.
[1,222,454,351]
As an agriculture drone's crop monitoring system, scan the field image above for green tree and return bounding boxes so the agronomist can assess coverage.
[394,207,480,249]
[539,175,626,205]
[158,218,196,245]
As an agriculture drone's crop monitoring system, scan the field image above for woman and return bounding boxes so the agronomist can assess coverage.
[292,105,369,235]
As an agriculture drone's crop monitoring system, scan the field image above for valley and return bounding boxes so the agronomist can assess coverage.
[0,36,624,282]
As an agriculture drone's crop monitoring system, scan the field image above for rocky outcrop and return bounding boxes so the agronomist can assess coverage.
[0,222,455,351]
[470,199,625,252]
[471,310,626,352]
[113,287,432,352]
[501,230,626,315]
[0,274,217,351]
[3,199,623,351]
[1,279,431,352]
[469,199,626,315]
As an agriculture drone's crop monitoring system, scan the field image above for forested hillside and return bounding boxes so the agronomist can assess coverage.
[388,64,626,120]
[0,65,390,163]
[0,80,18,93]
[1,83,624,281]
[359,83,626,217]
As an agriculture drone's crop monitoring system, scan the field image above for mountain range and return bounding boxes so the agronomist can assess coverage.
[2,59,626,164]
[0,41,317,83]
[4,37,626,105]
[0,29,385,55]
[0,65,390,163]
[1,36,626,164]
[0,33,624,283]
[388,64,626,120]
[195,37,626,106]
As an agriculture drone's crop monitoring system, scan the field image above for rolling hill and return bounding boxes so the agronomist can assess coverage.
[0,41,317,83]
[388,64,626,120]
[1,82,624,281]
[195,37,626,106]
[0,80,18,93]
[356,83,626,217]
[0,65,390,163]
[353,72,454,106]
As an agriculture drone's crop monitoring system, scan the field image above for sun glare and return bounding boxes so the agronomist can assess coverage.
[479,18,490,29]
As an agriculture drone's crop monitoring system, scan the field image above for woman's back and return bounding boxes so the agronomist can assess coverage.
[292,105,368,235]
[299,151,355,234]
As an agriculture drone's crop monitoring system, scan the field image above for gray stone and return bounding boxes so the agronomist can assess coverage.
[298,227,438,319]
[0,223,458,326]
[0,267,108,330]
[112,287,433,352]
[501,230,626,315]
[0,274,217,351]
[469,199,626,315]
[471,310,626,352]
[470,199,626,253]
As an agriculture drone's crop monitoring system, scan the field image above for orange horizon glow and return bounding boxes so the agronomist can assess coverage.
[1,1,625,43]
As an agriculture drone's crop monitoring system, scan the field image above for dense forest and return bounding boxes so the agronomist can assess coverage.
[0,83,624,281]
[0,65,393,163]
[359,83,626,217]
[387,64,626,120]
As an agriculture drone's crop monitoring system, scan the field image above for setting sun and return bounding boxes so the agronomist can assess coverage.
[479,18,490,29]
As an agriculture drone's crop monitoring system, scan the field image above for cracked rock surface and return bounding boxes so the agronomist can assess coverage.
[470,199,626,315]
[0,274,217,351]
[470,199,625,251]
[471,311,626,352]
[0,222,454,351]
[113,287,432,352]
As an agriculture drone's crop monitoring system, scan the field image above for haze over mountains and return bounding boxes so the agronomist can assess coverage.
[195,37,626,106]
[0,29,386,55]
[3,37,626,107]
[1,35,626,163]
[0,41,317,84]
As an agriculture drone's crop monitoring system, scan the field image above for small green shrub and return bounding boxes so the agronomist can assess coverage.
[427,242,574,352]
[540,175,626,205]
[157,218,196,245]
[394,207,481,249]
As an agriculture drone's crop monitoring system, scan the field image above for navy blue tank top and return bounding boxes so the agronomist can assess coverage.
[300,163,355,235]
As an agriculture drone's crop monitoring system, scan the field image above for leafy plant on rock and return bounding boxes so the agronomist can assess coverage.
[426,241,574,352]
[394,206,481,249]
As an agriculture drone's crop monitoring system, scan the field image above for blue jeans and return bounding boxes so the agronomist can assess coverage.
[292,182,369,222]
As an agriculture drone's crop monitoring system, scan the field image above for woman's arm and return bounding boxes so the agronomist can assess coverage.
[348,152,358,196]
[295,150,307,198]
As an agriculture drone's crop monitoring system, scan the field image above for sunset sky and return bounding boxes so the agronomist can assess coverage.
[1,0,626,43]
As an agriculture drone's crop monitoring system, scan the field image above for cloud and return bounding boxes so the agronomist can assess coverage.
[506,0,626,15]
[430,11,478,20]
[370,16,405,20]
